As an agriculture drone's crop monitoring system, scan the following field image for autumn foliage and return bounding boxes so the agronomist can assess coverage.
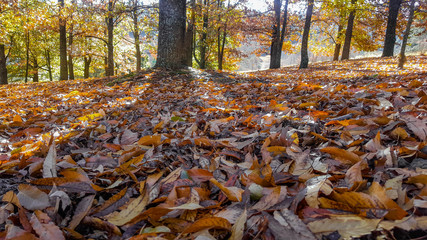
[0,56,426,239]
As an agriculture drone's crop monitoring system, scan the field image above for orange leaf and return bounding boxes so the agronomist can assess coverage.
[182,217,231,234]
[320,147,362,164]
[194,137,212,147]
[368,182,407,220]
[138,135,161,146]
[13,115,23,123]
[407,175,427,184]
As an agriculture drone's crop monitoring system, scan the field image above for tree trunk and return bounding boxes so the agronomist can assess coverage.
[398,0,415,68]
[269,0,282,69]
[104,57,108,75]
[341,0,357,60]
[33,57,38,83]
[269,0,289,69]
[200,0,209,69]
[217,26,227,70]
[333,24,343,61]
[45,49,53,81]
[299,0,314,69]
[106,0,115,76]
[68,27,74,80]
[0,44,7,85]
[59,0,68,80]
[25,31,30,83]
[184,0,195,67]
[382,0,402,57]
[132,0,142,72]
[156,0,187,69]
[84,56,92,79]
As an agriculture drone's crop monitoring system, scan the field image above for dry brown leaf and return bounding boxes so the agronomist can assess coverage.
[229,208,246,240]
[307,215,381,239]
[68,195,95,230]
[30,212,65,240]
[210,178,243,202]
[17,184,50,211]
[182,217,231,234]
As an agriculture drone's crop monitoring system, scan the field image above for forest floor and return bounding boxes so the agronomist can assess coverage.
[0,56,426,240]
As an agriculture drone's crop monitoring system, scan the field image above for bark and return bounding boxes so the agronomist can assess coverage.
[106,0,115,76]
[132,1,142,72]
[68,27,74,80]
[59,0,68,80]
[184,0,195,67]
[270,0,281,69]
[398,0,415,68]
[156,0,187,69]
[269,0,289,69]
[84,56,92,79]
[341,0,357,60]
[333,24,343,61]
[0,44,7,85]
[45,49,53,81]
[217,26,227,70]
[382,0,402,57]
[200,0,209,69]
[32,57,38,83]
[299,0,314,69]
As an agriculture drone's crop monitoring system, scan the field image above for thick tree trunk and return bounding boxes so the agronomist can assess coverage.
[270,0,289,69]
[0,44,7,85]
[106,0,115,76]
[45,49,53,81]
[184,0,195,67]
[59,0,68,80]
[398,0,415,68]
[299,0,314,69]
[341,0,357,60]
[68,28,74,80]
[33,57,38,83]
[269,0,282,69]
[382,0,402,57]
[25,31,29,83]
[132,4,142,72]
[333,24,343,61]
[156,0,187,69]
[84,56,92,79]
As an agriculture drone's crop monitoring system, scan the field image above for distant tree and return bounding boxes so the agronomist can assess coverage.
[398,0,415,68]
[156,0,186,69]
[269,0,289,69]
[382,0,402,57]
[300,0,314,69]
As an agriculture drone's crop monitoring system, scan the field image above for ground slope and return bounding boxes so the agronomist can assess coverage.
[0,56,426,239]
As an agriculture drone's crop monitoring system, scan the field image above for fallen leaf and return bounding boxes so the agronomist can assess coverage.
[182,217,231,234]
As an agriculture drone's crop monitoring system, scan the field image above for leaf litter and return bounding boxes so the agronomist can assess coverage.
[0,56,426,239]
